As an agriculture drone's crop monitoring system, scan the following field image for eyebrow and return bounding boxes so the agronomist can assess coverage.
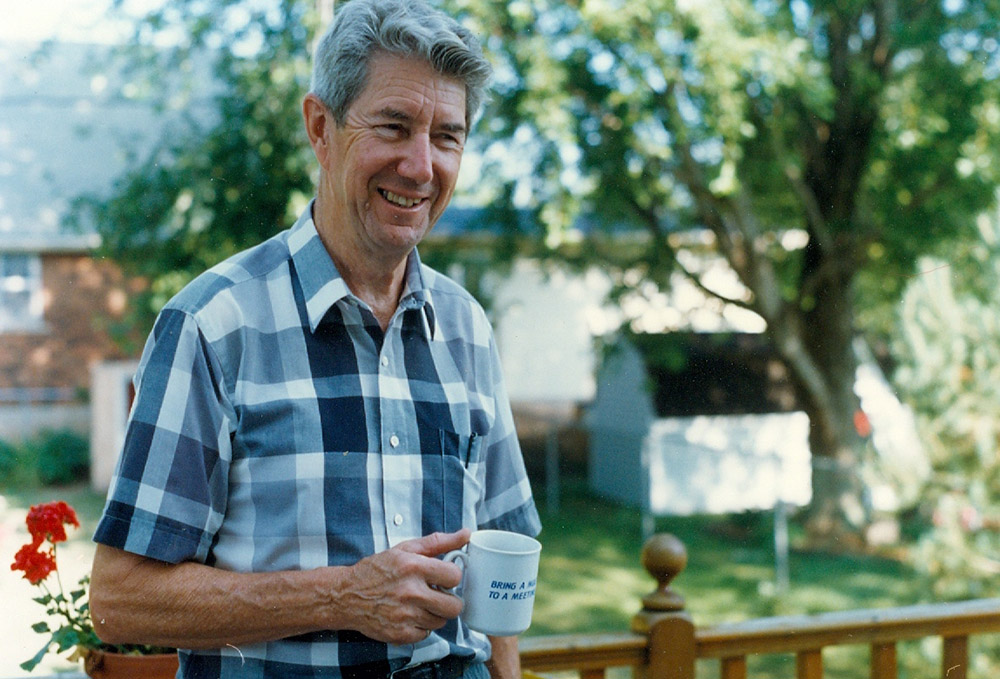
[376,107,467,137]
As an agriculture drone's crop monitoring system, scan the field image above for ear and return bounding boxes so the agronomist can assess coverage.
[303,94,333,167]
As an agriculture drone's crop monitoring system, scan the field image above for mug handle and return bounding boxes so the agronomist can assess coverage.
[442,549,468,596]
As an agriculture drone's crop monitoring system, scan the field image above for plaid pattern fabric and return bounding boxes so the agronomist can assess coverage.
[94,205,541,678]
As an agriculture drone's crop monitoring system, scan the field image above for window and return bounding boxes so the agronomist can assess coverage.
[0,253,44,332]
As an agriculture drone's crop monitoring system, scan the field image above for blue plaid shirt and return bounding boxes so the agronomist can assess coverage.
[94,205,541,678]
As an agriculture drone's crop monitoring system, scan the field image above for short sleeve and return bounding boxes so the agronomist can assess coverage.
[93,308,234,564]
[476,331,542,537]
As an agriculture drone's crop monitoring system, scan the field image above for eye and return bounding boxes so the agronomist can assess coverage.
[435,132,465,149]
[377,123,407,138]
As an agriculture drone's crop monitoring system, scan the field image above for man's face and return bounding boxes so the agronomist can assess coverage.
[321,52,467,263]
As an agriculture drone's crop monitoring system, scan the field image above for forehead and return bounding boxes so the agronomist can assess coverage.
[353,52,467,124]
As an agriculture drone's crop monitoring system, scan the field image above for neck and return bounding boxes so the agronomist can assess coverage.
[333,252,408,331]
[312,199,409,332]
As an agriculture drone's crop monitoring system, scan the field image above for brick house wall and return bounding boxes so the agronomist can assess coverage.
[0,253,144,398]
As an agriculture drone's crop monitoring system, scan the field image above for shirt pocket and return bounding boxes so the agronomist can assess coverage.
[432,429,484,534]
[439,429,484,467]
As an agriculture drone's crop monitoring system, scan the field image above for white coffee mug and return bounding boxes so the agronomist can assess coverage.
[443,529,541,636]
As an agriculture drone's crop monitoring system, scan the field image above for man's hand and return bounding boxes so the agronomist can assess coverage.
[335,530,470,644]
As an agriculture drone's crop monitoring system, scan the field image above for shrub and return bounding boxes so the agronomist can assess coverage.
[28,429,90,486]
[0,437,22,478]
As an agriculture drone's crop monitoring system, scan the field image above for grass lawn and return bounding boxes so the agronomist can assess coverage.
[528,478,999,679]
[3,476,993,678]
[529,478,925,636]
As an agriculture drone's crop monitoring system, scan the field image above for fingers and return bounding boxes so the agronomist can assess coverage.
[355,572,461,645]
[394,624,435,646]
[398,529,471,557]
[400,530,470,592]
[337,535,469,644]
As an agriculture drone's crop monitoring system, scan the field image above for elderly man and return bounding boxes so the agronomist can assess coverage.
[88,1,541,678]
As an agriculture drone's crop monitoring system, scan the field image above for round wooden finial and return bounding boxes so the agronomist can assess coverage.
[640,533,687,611]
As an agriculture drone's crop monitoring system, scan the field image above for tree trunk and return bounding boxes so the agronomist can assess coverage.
[777,244,870,547]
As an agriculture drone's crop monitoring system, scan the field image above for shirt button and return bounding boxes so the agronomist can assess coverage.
[393,513,404,526]
[380,355,389,367]
[390,435,400,448]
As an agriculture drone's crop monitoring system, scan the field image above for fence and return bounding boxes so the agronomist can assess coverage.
[520,533,1000,679]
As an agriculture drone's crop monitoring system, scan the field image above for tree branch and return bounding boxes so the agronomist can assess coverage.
[671,247,756,312]
[748,100,834,252]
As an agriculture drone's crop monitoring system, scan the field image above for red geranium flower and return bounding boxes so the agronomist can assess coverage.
[9,500,169,671]
[25,501,79,544]
[11,542,57,585]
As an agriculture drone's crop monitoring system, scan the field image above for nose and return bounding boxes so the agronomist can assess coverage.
[396,134,434,185]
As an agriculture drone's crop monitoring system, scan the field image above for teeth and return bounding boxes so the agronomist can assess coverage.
[382,190,421,208]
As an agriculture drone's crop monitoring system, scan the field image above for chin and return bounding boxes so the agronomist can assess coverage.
[375,226,427,253]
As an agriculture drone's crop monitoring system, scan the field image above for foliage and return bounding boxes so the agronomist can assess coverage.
[0,437,22,481]
[9,501,171,671]
[443,0,1000,535]
[0,430,90,488]
[73,0,320,332]
[32,429,91,486]
[453,0,1000,292]
[82,0,1000,537]
[75,0,513,335]
[892,206,1000,600]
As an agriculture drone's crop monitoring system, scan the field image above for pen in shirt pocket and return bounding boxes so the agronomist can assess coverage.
[465,432,477,468]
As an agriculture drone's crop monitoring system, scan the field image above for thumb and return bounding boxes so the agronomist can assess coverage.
[399,529,471,558]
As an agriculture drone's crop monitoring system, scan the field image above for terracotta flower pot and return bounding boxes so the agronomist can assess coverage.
[83,649,179,679]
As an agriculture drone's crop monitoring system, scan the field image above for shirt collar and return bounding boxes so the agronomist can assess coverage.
[288,202,436,338]
[399,250,436,340]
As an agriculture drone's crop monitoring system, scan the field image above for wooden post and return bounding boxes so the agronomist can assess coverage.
[632,533,696,679]
[941,636,968,679]
[720,657,747,679]
[870,642,896,679]
[796,650,823,679]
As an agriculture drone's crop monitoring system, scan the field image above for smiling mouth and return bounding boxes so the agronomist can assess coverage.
[379,189,425,209]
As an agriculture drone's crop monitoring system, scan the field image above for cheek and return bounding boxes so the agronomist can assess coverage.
[346,158,381,200]
[339,137,384,186]
[435,156,463,194]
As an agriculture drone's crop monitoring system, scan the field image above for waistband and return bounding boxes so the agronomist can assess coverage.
[390,656,473,679]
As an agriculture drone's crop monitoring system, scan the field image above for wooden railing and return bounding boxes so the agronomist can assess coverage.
[520,533,1000,679]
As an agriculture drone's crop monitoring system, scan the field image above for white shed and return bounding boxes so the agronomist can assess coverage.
[587,333,812,516]
[587,332,929,519]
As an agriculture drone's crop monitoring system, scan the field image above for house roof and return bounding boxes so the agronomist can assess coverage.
[0,40,207,253]
[0,39,527,256]
[0,39,705,257]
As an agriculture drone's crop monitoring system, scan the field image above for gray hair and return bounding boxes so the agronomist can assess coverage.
[310,0,492,129]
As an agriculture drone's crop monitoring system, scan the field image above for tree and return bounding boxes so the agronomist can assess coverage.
[76,0,320,331]
[894,204,1000,597]
[85,0,1000,540]
[444,0,1000,540]
[888,202,1000,675]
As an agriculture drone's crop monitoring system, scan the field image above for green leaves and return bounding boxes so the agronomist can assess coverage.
[883,201,1000,600]
[450,0,999,309]
[82,0,999,537]
[20,642,51,672]
[77,0,318,332]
